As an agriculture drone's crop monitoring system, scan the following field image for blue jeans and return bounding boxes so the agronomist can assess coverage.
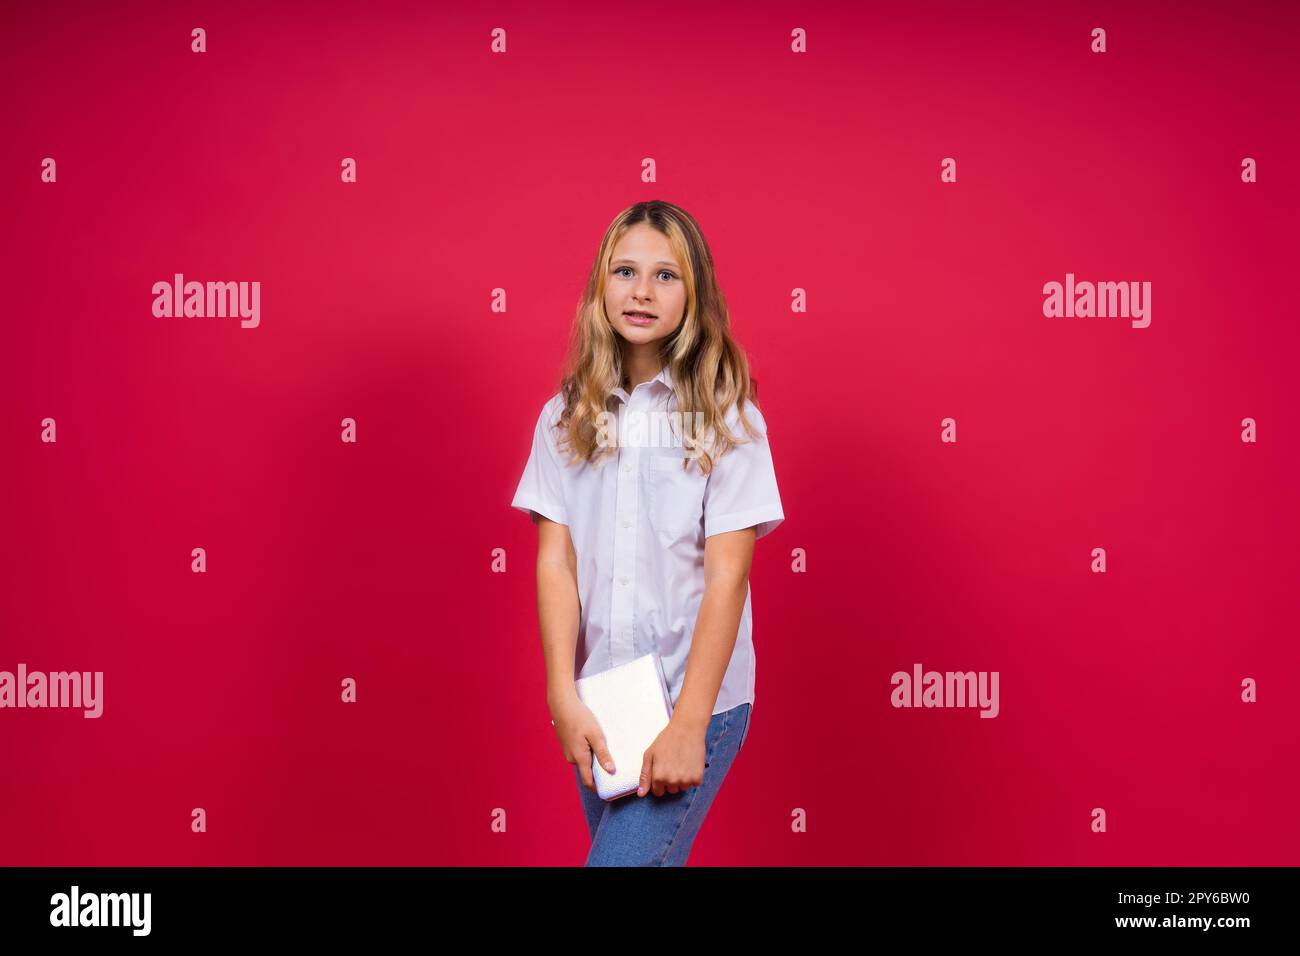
[574,702,751,866]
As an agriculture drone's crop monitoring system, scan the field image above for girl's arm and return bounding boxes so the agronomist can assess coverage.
[536,514,620,785]
[534,515,583,714]
[671,527,757,732]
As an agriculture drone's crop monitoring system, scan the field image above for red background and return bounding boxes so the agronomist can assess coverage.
[2,0,1297,865]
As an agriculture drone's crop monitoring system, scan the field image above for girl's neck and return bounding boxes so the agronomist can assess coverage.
[621,344,664,392]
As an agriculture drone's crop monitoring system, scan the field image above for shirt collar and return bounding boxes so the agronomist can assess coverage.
[610,364,674,401]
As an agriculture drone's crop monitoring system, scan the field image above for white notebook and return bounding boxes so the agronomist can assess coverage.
[574,652,675,801]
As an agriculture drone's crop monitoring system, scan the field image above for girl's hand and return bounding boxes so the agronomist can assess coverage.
[550,695,617,793]
[638,717,708,797]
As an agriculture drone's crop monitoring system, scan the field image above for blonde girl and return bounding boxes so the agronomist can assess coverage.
[511,199,785,866]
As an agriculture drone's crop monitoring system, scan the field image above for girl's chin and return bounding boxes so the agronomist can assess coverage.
[618,324,665,341]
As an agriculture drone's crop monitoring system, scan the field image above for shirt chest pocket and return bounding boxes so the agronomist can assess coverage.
[647,455,707,543]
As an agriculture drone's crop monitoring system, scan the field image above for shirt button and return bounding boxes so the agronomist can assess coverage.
[622,518,631,528]
[622,462,632,473]
[620,576,629,586]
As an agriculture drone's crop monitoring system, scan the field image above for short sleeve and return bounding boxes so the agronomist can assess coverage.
[510,397,570,526]
[702,400,785,540]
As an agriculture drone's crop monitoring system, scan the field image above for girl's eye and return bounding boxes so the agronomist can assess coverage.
[615,267,677,281]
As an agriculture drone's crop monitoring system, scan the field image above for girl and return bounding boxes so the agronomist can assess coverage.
[511,200,785,866]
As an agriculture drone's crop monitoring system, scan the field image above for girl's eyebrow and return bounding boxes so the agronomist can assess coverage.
[612,258,679,268]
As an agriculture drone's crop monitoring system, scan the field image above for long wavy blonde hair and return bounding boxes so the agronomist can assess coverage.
[553,200,764,475]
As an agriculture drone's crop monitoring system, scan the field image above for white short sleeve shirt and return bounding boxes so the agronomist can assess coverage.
[511,365,785,717]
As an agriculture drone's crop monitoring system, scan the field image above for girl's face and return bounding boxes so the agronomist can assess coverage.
[604,223,687,348]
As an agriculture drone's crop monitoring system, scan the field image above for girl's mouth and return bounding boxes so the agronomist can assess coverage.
[625,311,657,325]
